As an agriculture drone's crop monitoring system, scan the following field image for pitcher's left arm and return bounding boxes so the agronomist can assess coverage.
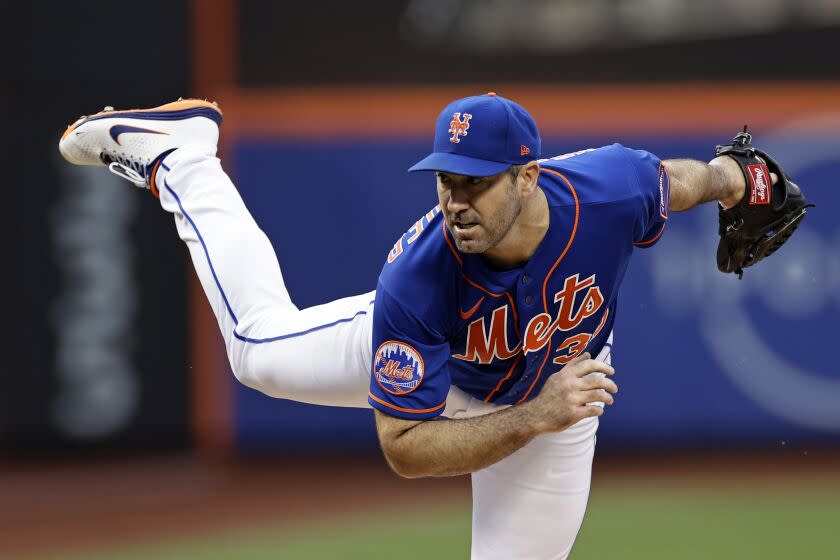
[663,156,750,211]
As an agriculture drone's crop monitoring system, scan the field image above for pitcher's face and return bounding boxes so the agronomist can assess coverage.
[437,168,522,254]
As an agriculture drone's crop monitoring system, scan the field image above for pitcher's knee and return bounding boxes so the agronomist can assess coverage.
[228,343,309,400]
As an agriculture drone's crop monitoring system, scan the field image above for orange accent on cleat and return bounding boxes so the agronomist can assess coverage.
[60,99,223,142]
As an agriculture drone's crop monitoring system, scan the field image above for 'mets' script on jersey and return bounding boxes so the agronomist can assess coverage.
[368,144,670,420]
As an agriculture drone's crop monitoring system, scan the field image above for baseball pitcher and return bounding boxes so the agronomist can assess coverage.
[59,93,810,559]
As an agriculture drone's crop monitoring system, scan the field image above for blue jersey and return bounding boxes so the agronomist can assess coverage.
[368,144,670,420]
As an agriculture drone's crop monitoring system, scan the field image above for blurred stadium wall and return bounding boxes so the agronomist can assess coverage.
[210,85,840,455]
[5,0,840,457]
[5,0,193,454]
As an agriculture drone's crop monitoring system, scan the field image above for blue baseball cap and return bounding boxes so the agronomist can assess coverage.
[408,92,541,176]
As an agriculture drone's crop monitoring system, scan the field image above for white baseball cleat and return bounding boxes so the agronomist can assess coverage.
[59,98,222,197]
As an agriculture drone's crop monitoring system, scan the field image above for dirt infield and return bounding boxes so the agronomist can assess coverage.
[2,450,838,559]
[0,454,468,559]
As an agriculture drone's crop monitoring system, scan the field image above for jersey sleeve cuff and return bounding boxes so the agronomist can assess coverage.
[633,222,667,248]
[368,393,446,421]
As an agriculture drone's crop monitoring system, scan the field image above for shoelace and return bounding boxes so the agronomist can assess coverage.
[102,153,148,188]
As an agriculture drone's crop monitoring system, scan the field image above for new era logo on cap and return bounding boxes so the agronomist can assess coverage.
[409,92,541,177]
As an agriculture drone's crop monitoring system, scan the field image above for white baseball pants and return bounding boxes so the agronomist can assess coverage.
[157,145,604,560]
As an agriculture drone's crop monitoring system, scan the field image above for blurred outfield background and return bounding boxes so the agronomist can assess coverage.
[4,0,840,558]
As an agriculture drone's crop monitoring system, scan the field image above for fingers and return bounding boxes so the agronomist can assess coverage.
[570,357,615,378]
[580,374,618,394]
[567,352,590,366]
[577,404,605,419]
[583,389,614,406]
[572,387,615,407]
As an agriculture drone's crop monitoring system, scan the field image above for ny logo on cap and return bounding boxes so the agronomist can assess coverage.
[448,113,472,143]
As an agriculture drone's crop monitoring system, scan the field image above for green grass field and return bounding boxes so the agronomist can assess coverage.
[65,484,840,560]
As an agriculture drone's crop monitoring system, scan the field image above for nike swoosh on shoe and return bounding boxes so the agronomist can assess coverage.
[109,124,169,145]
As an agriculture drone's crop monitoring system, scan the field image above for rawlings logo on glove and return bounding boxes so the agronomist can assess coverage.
[746,163,772,205]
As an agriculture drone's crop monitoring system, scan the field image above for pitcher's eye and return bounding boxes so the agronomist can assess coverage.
[469,176,484,185]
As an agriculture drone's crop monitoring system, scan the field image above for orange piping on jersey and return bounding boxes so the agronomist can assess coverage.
[518,168,580,404]
[442,222,464,266]
[458,275,522,338]
[634,222,667,247]
[442,221,522,338]
[591,308,610,339]
[459,297,486,320]
[368,393,446,414]
[484,353,524,403]
[538,168,580,311]
[519,351,553,405]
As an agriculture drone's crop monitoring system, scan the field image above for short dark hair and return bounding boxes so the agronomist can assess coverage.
[508,165,522,182]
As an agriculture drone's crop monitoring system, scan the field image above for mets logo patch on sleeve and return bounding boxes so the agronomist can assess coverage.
[374,341,425,396]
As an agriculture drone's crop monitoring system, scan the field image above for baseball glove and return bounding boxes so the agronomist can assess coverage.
[714,128,814,279]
